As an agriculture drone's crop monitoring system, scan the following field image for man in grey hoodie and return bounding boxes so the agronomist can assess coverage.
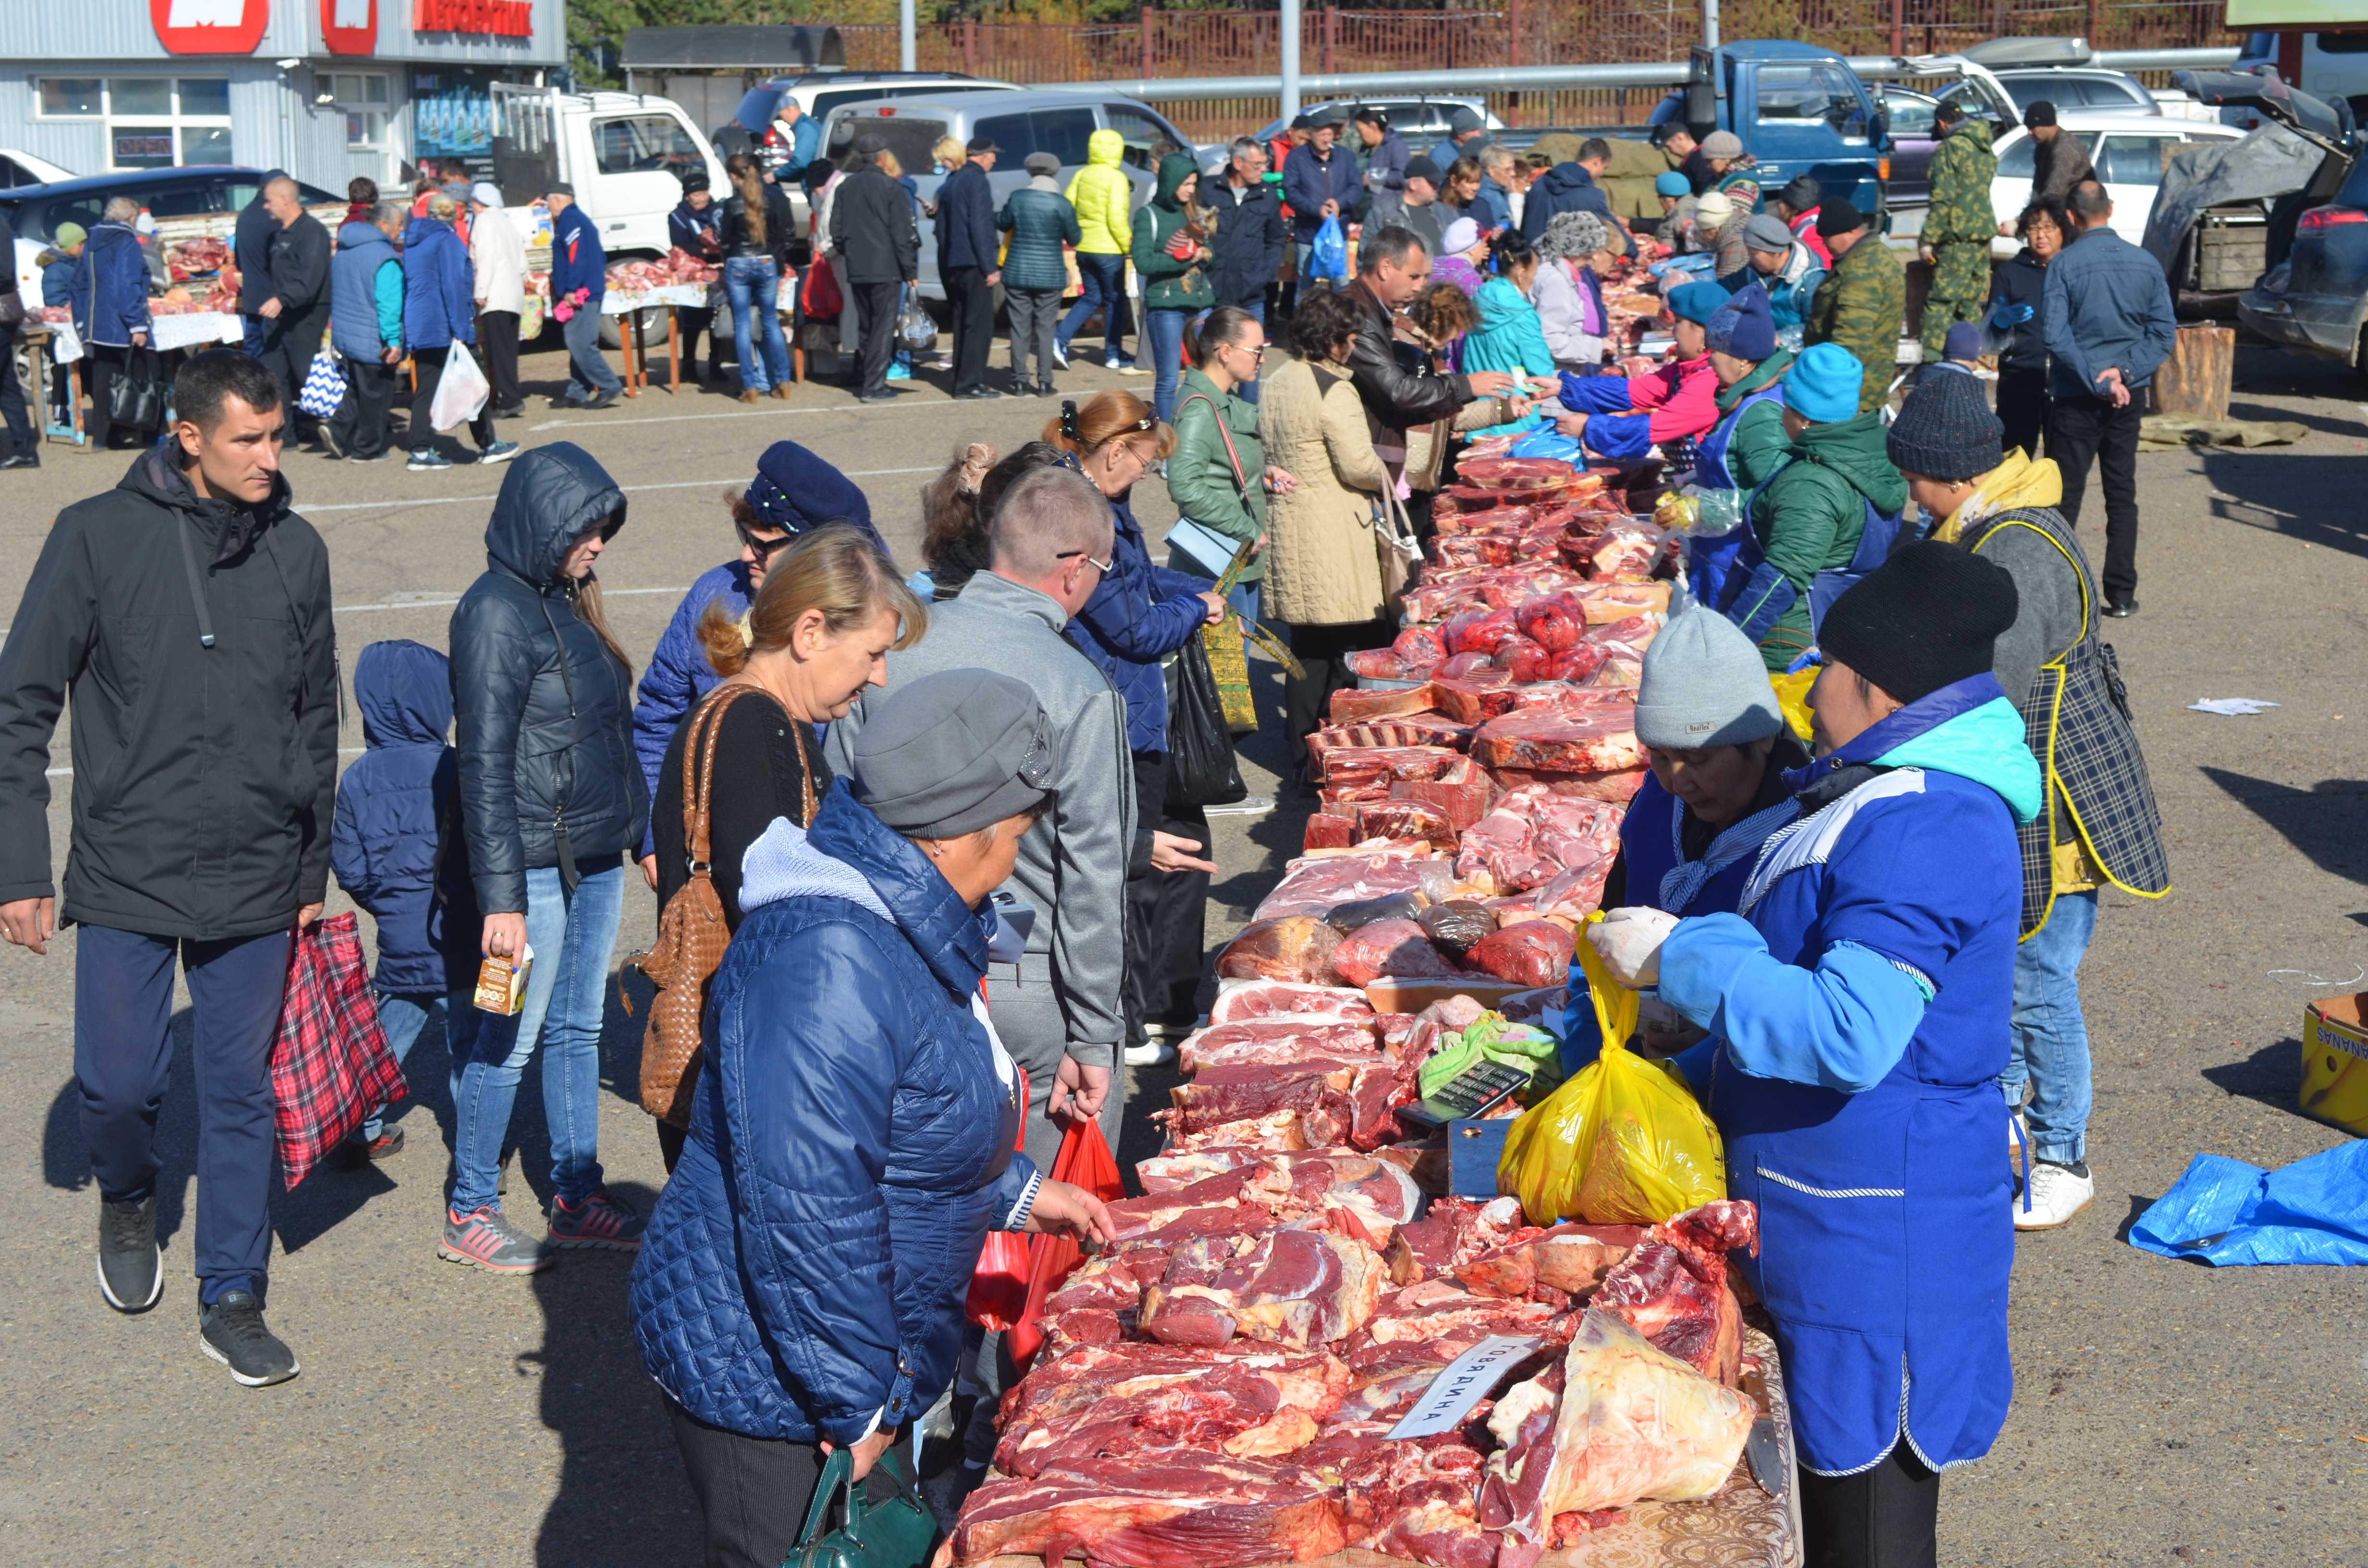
[824,464,1133,1166]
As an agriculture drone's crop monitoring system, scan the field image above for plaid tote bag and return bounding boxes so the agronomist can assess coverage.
[270,912,406,1188]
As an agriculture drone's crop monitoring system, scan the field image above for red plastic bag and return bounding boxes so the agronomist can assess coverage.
[1005,1119,1127,1372]
[966,1065,1033,1331]
[270,913,406,1189]
[802,252,843,319]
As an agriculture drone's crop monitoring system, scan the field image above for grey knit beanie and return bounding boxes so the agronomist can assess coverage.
[1887,368,2005,482]
[1540,209,1609,262]
[1635,606,1785,750]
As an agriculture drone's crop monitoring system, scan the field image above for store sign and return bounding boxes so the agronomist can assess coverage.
[322,0,377,56]
[414,0,533,37]
[150,0,269,55]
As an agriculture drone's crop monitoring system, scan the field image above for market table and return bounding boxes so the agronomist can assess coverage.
[601,280,802,396]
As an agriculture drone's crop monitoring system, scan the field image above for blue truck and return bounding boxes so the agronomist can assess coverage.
[1666,40,1893,221]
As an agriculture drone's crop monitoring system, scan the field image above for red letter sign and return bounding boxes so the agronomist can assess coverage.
[322,0,378,56]
[150,0,269,55]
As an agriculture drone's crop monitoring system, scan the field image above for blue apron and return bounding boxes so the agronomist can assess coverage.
[1707,766,2019,1476]
[1683,378,1788,615]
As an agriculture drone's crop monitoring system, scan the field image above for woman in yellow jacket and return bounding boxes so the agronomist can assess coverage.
[1057,128,1139,372]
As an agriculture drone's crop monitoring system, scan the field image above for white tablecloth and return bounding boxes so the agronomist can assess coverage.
[148,311,244,353]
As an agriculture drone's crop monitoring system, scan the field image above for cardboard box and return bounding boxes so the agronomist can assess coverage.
[2300,993,2368,1135]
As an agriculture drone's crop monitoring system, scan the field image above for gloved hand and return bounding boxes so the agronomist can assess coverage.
[1587,906,1680,988]
[1990,302,2035,328]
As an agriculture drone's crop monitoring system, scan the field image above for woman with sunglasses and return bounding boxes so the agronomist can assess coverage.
[1166,306,1296,629]
[1045,390,1226,1066]
[632,441,890,890]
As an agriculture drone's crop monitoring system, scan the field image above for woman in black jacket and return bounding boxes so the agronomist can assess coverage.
[646,526,926,1169]
[719,152,797,401]
[1988,196,2067,462]
[447,442,648,1274]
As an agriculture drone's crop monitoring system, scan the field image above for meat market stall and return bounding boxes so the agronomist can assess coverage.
[948,448,1802,1568]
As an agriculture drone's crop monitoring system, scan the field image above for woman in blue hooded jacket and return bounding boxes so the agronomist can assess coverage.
[1589,542,2036,1568]
[400,192,514,469]
[630,670,1112,1568]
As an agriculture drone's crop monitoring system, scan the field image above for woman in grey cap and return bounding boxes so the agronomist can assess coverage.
[630,666,1113,1568]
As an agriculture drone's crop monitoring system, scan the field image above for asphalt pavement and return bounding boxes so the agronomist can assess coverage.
[0,333,2362,1567]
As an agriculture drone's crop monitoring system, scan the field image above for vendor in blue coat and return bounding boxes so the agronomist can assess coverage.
[629,669,1114,1568]
[1589,542,2038,1568]
[631,440,891,880]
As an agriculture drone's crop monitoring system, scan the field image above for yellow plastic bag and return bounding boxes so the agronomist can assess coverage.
[1770,667,1817,746]
[1497,913,1726,1225]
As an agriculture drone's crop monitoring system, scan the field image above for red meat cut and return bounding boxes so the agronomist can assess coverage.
[1392,625,1448,668]
[1176,1019,1382,1074]
[1329,919,1459,987]
[1428,674,1523,725]
[1435,651,1498,679]
[1346,649,1410,679]
[1492,636,1553,684]
[1214,917,1342,984]
[1465,920,1578,988]
[1545,643,1607,683]
[1472,706,1645,774]
[1352,800,1457,851]
[1209,982,1375,1025]
[1442,607,1520,657]
[1162,1064,1355,1139]
[1592,1199,1759,1386]
[1252,853,1449,923]
[1328,684,1437,725]
[1515,593,1586,652]
[1302,812,1354,851]
[1141,1228,1387,1350]
[953,1456,1350,1568]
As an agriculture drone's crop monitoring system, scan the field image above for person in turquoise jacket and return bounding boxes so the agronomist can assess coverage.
[1460,233,1557,437]
[1588,540,2036,1568]
[325,206,406,462]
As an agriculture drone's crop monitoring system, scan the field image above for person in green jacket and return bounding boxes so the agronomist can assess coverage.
[999,151,1083,397]
[1458,233,1558,438]
[1167,306,1296,625]
[1058,128,1137,370]
[1802,197,1905,416]
[1920,103,1999,365]
[1724,341,1908,671]
[1132,153,1217,425]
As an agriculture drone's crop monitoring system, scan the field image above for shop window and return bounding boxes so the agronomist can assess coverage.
[39,78,234,170]
[329,73,391,147]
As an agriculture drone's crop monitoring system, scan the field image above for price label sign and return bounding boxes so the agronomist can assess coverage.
[1386,1335,1544,1441]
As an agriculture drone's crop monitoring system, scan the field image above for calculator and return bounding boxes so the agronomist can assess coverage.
[1395,1060,1533,1130]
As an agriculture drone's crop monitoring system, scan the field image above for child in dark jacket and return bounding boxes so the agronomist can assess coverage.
[330,640,482,1160]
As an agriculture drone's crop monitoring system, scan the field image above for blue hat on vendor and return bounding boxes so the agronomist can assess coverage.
[1654,171,1692,198]
[1785,342,1864,423]
[744,441,887,553]
[1665,280,1729,326]
[1706,283,1776,362]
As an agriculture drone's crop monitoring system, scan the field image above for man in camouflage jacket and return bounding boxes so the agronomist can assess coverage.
[1919,104,1998,362]
[1803,197,1904,416]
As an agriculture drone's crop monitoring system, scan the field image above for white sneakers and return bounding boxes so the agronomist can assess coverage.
[1123,1041,1176,1067]
[2015,1160,2095,1230]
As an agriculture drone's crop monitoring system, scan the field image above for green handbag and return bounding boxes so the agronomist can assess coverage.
[784,1445,942,1568]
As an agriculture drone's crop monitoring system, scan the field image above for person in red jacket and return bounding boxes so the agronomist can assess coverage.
[1550,278,1726,463]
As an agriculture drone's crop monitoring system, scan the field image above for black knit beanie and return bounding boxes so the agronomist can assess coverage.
[1818,540,2020,705]
[1887,369,2004,482]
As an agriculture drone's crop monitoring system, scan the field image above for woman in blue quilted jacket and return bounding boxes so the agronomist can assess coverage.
[629,668,1113,1568]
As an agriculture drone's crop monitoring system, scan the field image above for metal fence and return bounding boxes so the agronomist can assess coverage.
[819,3,2234,138]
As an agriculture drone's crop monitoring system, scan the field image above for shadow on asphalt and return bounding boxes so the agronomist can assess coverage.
[2113,1191,2158,1245]
[2197,768,2368,884]
[2201,455,2368,559]
[2200,1036,2304,1118]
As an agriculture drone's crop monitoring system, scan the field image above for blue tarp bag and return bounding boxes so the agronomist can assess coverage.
[1506,428,1586,464]
[2127,1139,2368,1266]
[1309,215,1349,284]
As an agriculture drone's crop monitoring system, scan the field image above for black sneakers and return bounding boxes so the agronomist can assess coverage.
[198,1291,300,1386]
[98,1195,162,1313]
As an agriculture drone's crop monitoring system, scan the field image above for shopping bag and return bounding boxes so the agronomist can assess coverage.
[1769,666,1817,745]
[428,340,490,431]
[296,348,346,420]
[1309,214,1349,284]
[1005,1120,1126,1372]
[106,347,170,432]
[785,1445,940,1568]
[965,1064,1033,1332]
[1497,912,1724,1225]
[1165,635,1248,807]
[270,912,406,1189]
[802,251,844,320]
[894,288,937,353]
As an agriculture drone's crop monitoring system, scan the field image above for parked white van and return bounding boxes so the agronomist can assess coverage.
[491,85,726,261]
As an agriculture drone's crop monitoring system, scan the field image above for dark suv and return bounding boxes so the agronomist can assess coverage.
[0,167,339,245]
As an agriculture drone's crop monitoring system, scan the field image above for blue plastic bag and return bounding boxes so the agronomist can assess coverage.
[2126,1139,2368,1266]
[1309,215,1349,284]
[1507,428,1587,464]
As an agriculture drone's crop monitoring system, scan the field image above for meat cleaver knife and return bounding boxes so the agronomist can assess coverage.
[1744,1415,1787,1501]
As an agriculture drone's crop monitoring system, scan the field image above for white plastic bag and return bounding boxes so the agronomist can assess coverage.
[428,342,491,431]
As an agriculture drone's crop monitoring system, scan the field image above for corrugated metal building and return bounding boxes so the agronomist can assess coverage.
[0,1,567,195]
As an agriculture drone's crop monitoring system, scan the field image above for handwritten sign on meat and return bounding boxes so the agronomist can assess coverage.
[1387,1334,1545,1440]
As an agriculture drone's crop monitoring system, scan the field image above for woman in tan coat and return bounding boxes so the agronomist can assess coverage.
[1259,287,1395,781]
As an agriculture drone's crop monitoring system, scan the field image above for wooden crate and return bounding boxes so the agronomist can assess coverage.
[2151,324,2235,421]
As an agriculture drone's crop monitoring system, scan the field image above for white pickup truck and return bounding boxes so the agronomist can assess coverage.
[491,84,727,261]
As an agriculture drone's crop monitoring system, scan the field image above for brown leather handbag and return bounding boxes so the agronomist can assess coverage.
[631,684,814,1128]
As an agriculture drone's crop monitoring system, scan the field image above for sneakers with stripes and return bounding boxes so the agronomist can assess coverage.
[440,1204,553,1274]
[547,1188,645,1252]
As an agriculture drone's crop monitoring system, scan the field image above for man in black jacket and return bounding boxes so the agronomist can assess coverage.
[1341,226,1524,468]
[0,352,336,1388]
[254,177,332,436]
[830,135,921,403]
[1208,137,1285,329]
[0,209,32,468]
[935,135,1002,399]
[233,170,286,359]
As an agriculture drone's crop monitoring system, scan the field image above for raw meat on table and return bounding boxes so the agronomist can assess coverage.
[1442,607,1521,657]
[1141,1228,1387,1350]
[1390,763,1497,832]
[1465,920,1578,988]
[1393,625,1449,668]
[1483,764,1651,804]
[1352,801,1458,851]
[1428,674,1523,726]
[1161,1064,1356,1139]
[1471,707,1645,775]
[1329,685,1439,725]
[1316,745,1464,789]
[1592,1200,1759,1386]
[1215,917,1343,984]
[955,1455,1349,1568]
[1252,853,1450,923]
[1171,1108,1320,1153]
[1515,594,1587,653]
[1303,812,1355,851]
[1176,1018,1382,1074]
[1453,1223,1646,1302]
[1209,982,1376,1025]
[1329,919,1460,987]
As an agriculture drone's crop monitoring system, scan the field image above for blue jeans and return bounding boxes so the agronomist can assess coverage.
[447,863,624,1213]
[1143,308,1193,425]
[367,989,478,1141]
[1999,887,2097,1165]
[723,256,791,392]
[1057,252,1132,362]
